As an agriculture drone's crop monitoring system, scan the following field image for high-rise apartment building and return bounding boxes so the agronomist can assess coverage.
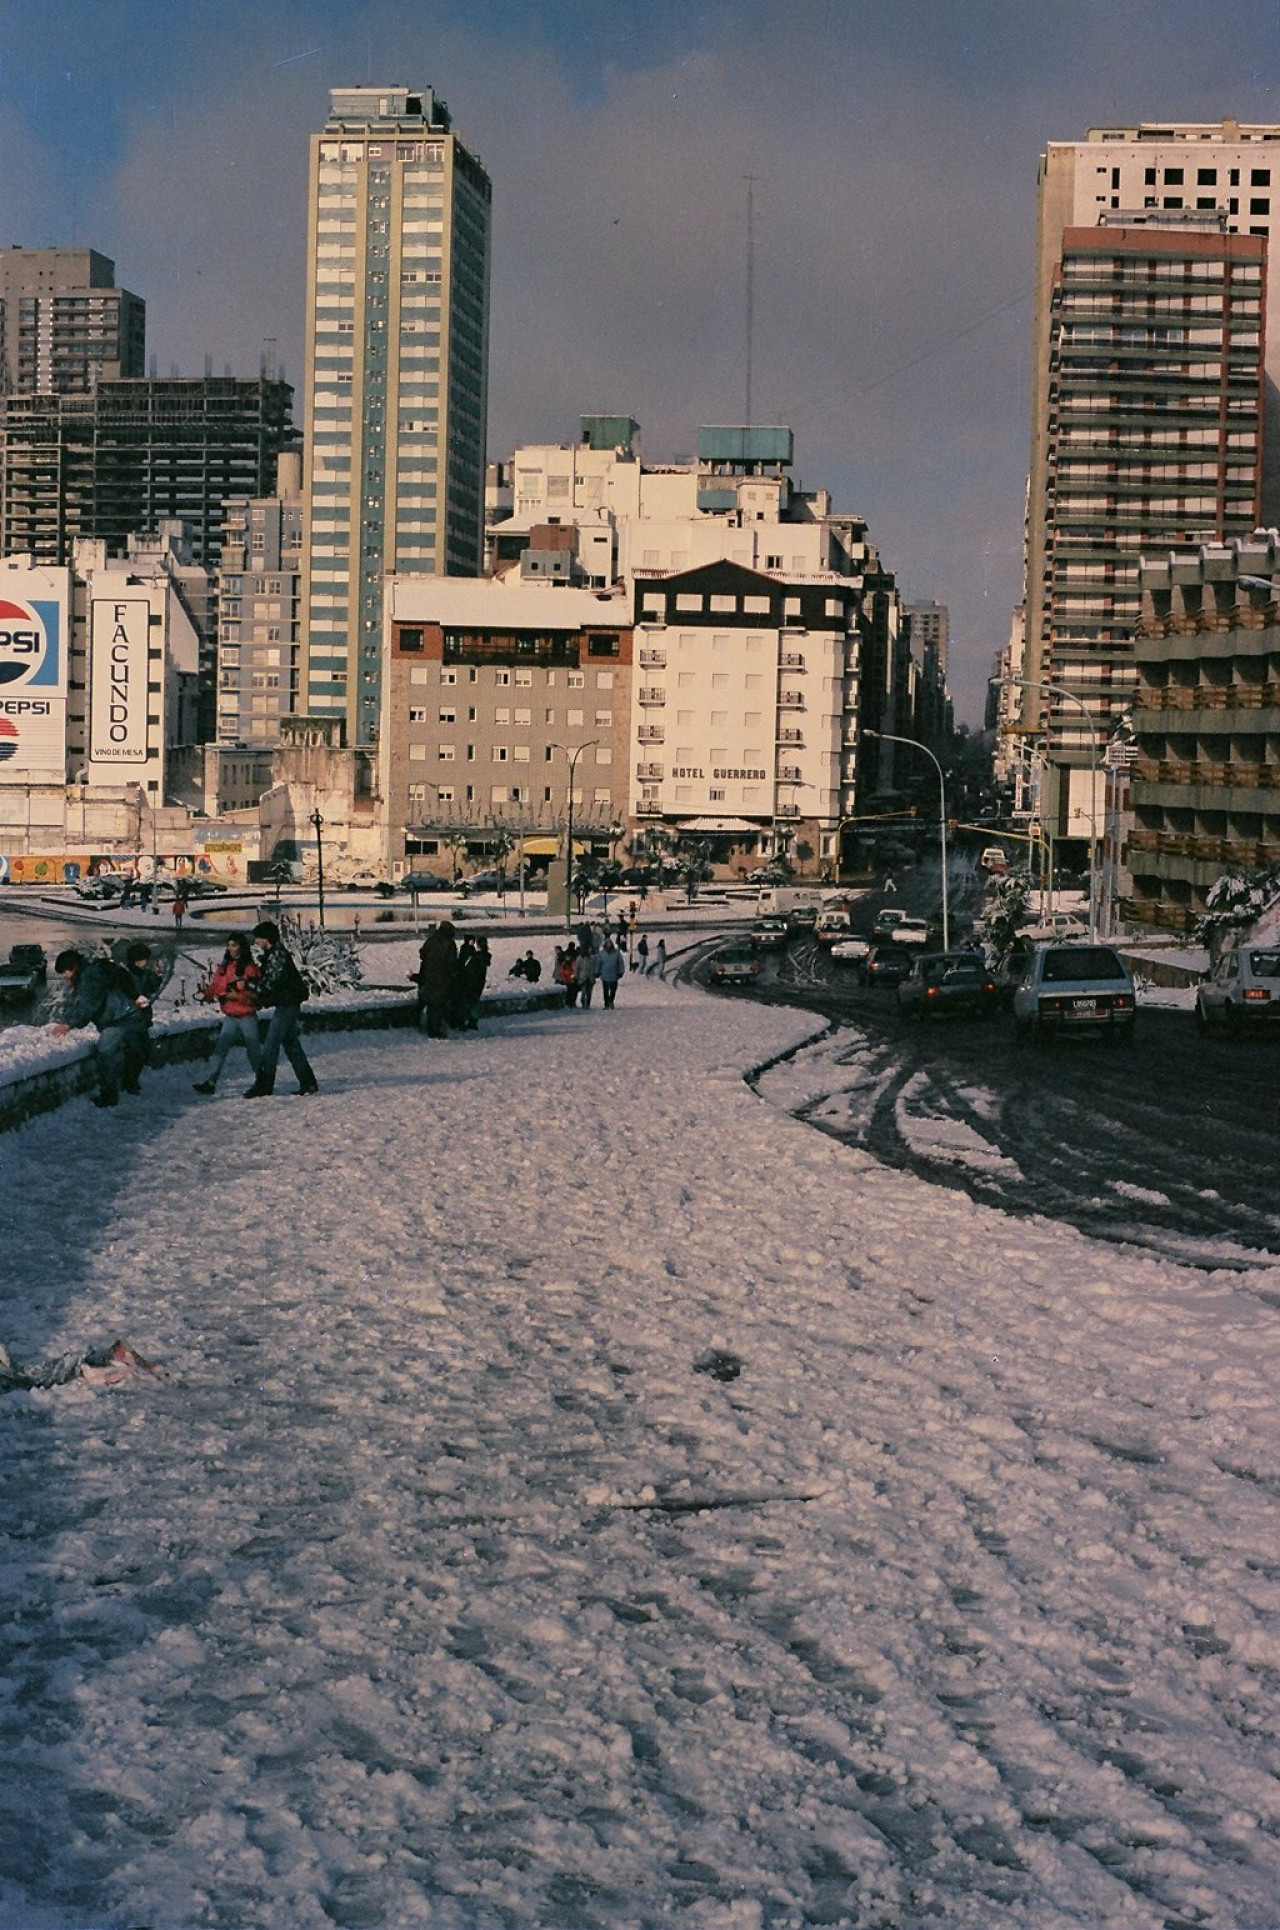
[1024,121,1280,840]
[1034,122,1280,725]
[0,247,145,396]
[300,84,492,749]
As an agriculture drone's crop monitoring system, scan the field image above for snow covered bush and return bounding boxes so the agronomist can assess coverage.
[278,913,364,995]
[975,868,1031,958]
[1195,862,1280,966]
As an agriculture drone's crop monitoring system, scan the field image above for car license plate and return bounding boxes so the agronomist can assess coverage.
[1069,997,1097,1013]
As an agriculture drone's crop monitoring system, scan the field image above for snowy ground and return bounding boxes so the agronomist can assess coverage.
[3,951,1280,1929]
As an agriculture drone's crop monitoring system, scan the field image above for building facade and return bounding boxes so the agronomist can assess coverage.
[1021,120,1280,850]
[300,84,492,748]
[1129,533,1280,931]
[0,247,145,397]
[216,451,303,746]
[381,572,631,876]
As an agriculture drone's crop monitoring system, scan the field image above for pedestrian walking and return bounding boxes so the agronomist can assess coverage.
[575,944,598,1008]
[50,949,151,1108]
[650,936,667,979]
[634,932,648,974]
[597,935,625,1008]
[243,921,318,1097]
[172,894,186,932]
[193,932,262,1095]
[557,942,580,1007]
[415,919,458,1037]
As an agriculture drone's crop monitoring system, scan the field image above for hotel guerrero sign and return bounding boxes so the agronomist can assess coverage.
[90,599,150,765]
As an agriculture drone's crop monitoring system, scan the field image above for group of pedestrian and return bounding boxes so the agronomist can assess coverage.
[551,927,636,1009]
[51,942,162,1108]
[194,921,318,1098]
[413,921,491,1038]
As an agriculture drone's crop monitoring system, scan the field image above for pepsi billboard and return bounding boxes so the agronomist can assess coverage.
[0,577,67,778]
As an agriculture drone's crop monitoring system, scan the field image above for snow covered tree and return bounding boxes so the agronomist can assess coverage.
[975,869,1032,959]
[1196,862,1280,967]
[277,912,364,994]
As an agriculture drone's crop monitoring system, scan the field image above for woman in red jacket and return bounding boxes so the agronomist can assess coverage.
[193,933,262,1095]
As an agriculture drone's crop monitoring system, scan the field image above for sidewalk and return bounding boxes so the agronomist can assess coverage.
[2,968,1279,1928]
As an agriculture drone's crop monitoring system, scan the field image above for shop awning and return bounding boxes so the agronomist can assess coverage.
[674,816,766,834]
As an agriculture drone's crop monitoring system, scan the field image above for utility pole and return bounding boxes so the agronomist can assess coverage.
[744,174,759,427]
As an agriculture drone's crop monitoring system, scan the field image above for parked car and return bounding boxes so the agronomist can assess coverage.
[341,872,396,897]
[750,917,789,951]
[1195,945,1280,1035]
[708,944,762,986]
[0,943,48,1005]
[399,871,454,894]
[860,943,914,987]
[1020,910,1088,942]
[1012,943,1136,1045]
[829,934,872,967]
[897,951,999,1022]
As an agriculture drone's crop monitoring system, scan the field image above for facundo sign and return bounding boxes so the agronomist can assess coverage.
[90,598,150,765]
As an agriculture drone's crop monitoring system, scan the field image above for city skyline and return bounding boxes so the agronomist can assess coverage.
[9,0,1280,724]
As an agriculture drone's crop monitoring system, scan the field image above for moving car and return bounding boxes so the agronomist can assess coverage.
[1012,943,1136,1044]
[980,845,1009,874]
[829,934,872,967]
[860,943,914,987]
[1020,910,1088,942]
[872,907,908,939]
[897,951,999,1022]
[750,917,789,951]
[708,944,762,986]
[892,916,932,948]
[1195,945,1280,1035]
[0,944,47,1005]
[814,910,852,946]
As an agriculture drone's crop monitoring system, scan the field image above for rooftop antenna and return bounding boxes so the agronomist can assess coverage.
[744,174,759,427]
[262,337,278,382]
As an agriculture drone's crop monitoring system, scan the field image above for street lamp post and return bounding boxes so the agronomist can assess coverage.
[550,740,598,932]
[310,807,326,930]
[998,678,1102,941]
[865,729,949,949]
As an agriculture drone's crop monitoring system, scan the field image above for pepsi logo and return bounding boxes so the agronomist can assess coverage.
[0,597,47,687]
[0,716,18,761]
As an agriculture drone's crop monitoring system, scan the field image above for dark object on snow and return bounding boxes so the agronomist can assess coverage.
[0,1339,161,1393]
[693,1348,743,1383]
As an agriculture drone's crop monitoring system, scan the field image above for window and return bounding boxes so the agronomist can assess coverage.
[441,668,457,685]
[595,710,613,726]
[438,707,455,724]
[409,707,427,722]
[567,672,585,688]
[514,708,531,726]
[438,744,455,761]
[495,669,511,686]
[1164,167,1184,185]
[1197,166,1218,185]
[495,707,510,725]
[568,709,584,726]
[1250,197,1270,215]
[1252,168,1272,187]
[513,745,529,762]
[596,670,614,689]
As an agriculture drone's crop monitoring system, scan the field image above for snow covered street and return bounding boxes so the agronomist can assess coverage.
[3,962,1280,1928]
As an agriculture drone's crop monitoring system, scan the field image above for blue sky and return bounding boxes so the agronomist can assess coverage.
[8,0,1280,722]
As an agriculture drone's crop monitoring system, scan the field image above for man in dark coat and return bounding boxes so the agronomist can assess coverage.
[416,919,458,1038]
[51,949,151,1108]
[244,920,318,1097]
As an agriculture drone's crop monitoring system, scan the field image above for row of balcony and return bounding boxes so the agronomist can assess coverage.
[1138,681,1280,710]
[1129,827,1280,866]
[1133,756,1280,788]
[1138,605,1280,636]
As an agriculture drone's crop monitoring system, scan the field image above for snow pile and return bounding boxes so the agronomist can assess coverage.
[2,969,1280,1927]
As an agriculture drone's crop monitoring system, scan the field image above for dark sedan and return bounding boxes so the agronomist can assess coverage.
[897,951,1000,1021]
[859,944,914,988]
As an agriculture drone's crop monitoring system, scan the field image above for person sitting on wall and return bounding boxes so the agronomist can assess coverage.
[50,949,152,1109]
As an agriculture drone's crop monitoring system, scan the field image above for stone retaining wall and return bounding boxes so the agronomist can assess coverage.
[0,987,564,1135]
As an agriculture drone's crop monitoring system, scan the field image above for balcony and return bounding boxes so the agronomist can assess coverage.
[638,687,666,706]
[777,726,804,744]
[637,725,665,743]
[638,648,667,668]
[778,691,805,710]
[779,652,806,670]
[635,762,664,781]
[778,765,803,783]
[635,798,663,816]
